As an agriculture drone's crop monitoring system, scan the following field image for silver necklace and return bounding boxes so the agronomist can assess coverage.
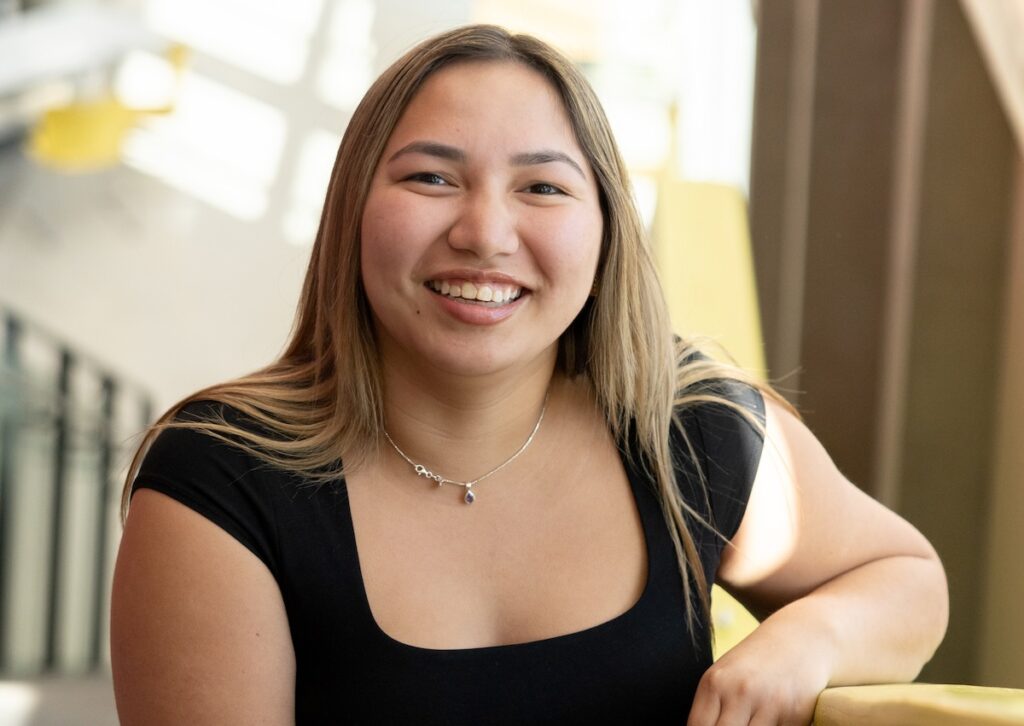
[382,392,549,504]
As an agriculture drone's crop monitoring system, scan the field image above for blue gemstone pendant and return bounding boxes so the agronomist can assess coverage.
[464,489,476,504]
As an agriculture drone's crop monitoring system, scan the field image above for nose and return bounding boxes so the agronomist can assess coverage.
[446,188,519,259]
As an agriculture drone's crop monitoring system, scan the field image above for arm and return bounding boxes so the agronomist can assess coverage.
[110,489,297,725]
[687,397,948,726]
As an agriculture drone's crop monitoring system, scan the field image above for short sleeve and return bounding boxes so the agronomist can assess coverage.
[691,381,766,542]
[131,403,281,576]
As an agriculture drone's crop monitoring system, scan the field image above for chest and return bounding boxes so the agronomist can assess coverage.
[343,433,648,650]
[282,435,712,725]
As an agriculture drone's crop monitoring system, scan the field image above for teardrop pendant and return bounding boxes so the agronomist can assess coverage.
[464,489,476,504]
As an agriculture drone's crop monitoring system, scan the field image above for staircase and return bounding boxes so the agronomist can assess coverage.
[0,305,153,677]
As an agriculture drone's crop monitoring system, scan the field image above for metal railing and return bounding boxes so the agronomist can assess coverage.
[0,305,153,675]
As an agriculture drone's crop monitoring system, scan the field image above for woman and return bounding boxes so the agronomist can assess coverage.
[110,24,948,725]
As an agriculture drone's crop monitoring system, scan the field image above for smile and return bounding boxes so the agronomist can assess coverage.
[426,279,525,307]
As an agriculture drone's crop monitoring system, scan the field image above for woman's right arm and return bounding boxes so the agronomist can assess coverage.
[110,489,297,725]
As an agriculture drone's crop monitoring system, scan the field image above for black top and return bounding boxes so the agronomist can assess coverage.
[132,382,765,725]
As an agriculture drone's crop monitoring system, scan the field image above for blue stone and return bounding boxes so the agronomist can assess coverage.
[464,490,475,504]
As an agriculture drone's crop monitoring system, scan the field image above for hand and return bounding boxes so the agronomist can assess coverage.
[686,625,832,726]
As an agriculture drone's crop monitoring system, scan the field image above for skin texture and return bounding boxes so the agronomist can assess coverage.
[110,60,948,725]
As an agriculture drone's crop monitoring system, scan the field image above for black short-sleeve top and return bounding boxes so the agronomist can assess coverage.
[132,380,765,725]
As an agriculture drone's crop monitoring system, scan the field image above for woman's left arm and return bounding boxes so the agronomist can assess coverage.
[687,396,949,726]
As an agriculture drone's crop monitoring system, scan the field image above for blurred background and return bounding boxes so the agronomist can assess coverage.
[0,0,1021,723]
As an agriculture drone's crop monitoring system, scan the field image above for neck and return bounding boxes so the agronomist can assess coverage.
[377,345,559,484]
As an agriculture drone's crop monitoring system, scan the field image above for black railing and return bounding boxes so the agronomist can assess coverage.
[0,314,22,669]
[0,304,153,675]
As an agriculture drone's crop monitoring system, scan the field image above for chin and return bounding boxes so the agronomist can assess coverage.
[400,331,557,380]
[372,307,563,380]
[422,342,538,378]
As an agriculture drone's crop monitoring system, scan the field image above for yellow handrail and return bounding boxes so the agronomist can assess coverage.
[815,683,1024,725]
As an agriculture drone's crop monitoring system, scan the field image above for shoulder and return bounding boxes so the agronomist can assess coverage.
[675,348,765,418]
[113,445,296,723]
[137,399,295,493]
[674,357,766,472]
[114,404,300,724]
[140,401,250,470]
[719,393,944,618]
[132,399,293,576]
[145,399,272,454]
[671,355,768,542]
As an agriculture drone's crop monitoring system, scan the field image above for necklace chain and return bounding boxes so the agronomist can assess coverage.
[382,392,549,504]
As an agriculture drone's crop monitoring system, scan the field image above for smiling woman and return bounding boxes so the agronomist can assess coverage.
[360,60,602,375]
[109,24,948,726]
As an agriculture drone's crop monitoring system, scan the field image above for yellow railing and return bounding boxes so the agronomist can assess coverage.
[815,683,1024,725]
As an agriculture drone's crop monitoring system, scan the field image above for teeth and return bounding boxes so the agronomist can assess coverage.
[427,279,523,304]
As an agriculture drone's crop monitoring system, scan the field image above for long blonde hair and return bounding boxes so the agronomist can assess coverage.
[122,24,772,635]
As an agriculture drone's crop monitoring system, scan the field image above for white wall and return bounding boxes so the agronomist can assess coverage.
[0,0,755,413]
[1,0,474,414]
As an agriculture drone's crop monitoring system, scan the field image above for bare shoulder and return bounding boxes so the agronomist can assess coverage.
[110,488,296,726]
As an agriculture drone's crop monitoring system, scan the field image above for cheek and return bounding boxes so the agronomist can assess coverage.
[530,213,603,290]
[361,198,398,263]
[360,193,423,282]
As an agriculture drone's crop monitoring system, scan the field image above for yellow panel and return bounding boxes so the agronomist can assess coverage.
[653,179,767,656]
[710,585,759,660]
[653,180,766,376]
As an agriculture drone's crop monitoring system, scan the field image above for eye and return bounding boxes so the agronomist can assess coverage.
[405,172,449,186]
[525,182,565,196]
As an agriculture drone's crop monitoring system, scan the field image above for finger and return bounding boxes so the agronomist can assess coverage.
[780,703,817,726]
[756,699,814,726]
[749,707,781,726]
[685,688,721,726]
[714,698,754,726]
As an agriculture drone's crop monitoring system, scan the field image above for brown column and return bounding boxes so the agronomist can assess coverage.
[750,0,1020,684]
[979,154,1024,688]
[751,0,905,491]
[894,0,1015,683]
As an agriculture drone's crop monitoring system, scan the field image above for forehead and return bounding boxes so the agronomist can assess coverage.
[383,60,586,158]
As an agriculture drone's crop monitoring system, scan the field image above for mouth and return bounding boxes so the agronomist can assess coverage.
[425,278,527,308]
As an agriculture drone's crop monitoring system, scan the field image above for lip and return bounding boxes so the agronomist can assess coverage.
[422,268,531,291]
[425,283,529,325]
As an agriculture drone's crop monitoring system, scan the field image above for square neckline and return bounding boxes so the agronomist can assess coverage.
[339,446,659,658]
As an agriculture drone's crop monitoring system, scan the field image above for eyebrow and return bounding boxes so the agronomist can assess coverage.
[388,141,587,180]
[510,150,586,179]
[389,141,466,164]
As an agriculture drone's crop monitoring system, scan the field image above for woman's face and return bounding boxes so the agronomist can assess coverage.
[360,60,604,379]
